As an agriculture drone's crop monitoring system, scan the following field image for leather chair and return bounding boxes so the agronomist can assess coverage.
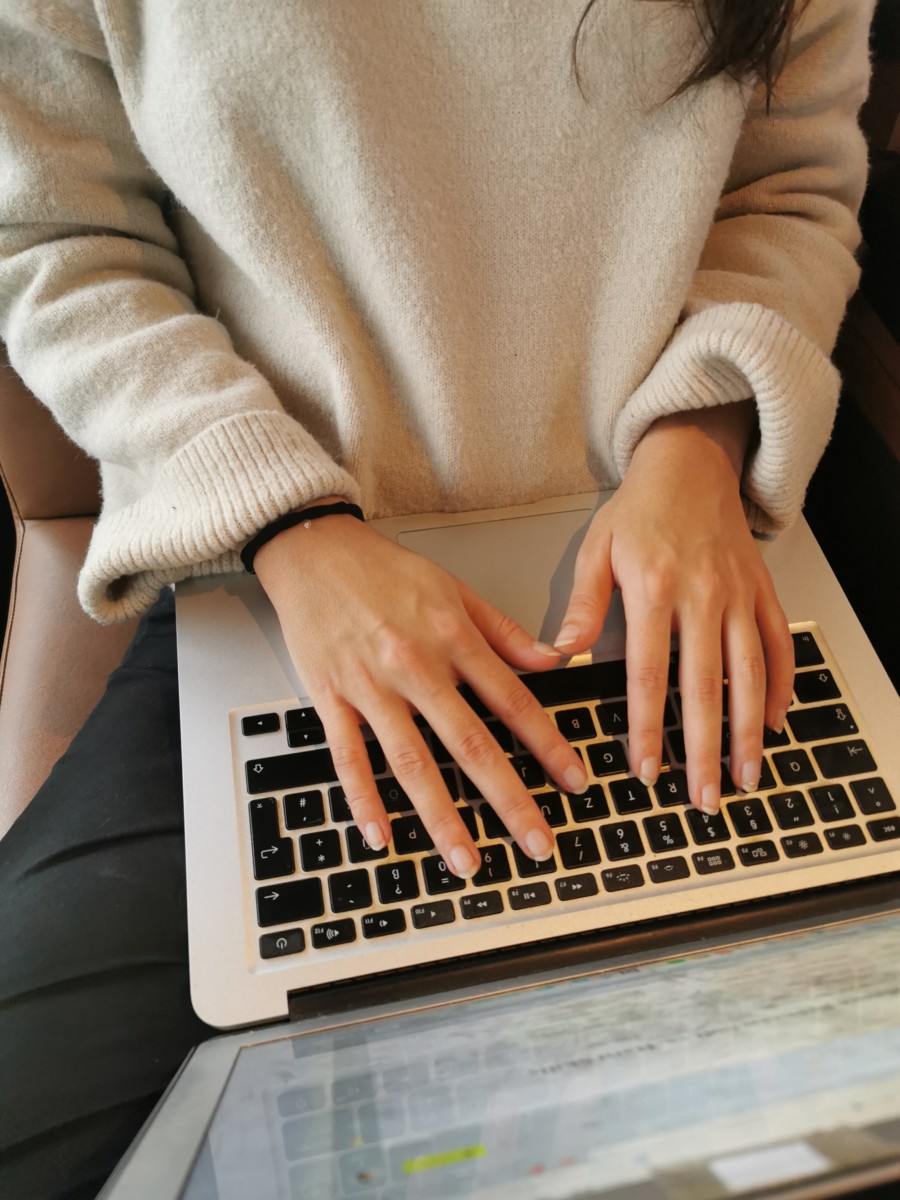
[0,346,139,837]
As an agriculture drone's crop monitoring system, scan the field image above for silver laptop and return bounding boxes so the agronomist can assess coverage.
[174,491,900,1031]
[99,902,900,1198]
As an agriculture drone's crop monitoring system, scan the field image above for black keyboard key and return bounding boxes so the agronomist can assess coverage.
[794,669,841,704]
[600,820,644,861]
[484,720,515,754]
[762,725,790,748]
[425,729,454,765]
[719,762,737,799]
[655,769,690,807]
[686,809,731,845]
[260,929,305,958]
[769,791,815,829]
[377,778,413,814]
[737,840,780,867]
[596,700,628,736]
[810,784,855,823]
[555,706,596,741]
[346,825,389,862]
[329,869,372,912]
[601,865,644,892]
[648,856,690,884]
[667,730,686,764]
[285,707,322,730]
[662,698,677,727]
[461,891,504,919]
[411,900,456,928]
[422,855,467,894]
[287,726,327,749]
[311,919,356,949]
[813,740,877,779]
[480,803,510,839]
[727,797,773,838]
[692,848,735,875]
[851,777,895,815]
[242,712,280,736]
[510,754,545,790]
[556,873,600,900]
[256,879,325,927]
[459,772,482,802]
[509,882,553,909]
[362,910,407,939]
[533,791,567,827]
[520,660,627,706]
[643,813,687,853]
[868,817,900,842]
[587,740,629,778]
[781,832,823,858]
[329,786,353,822]
[772,748,816,786]
[824,825,867,851]
[473,843,512,886]
[792,630,824,668]
[284,790,326,829]
[457,806,479,841]
[246,741,384,795]
[391,815,435,855]
[441,768,460,800]
[787,704,858,743]
[610,778,653,815]
[300,829,343,872]
[248,797,296,880]
[557,829,601,869]
[375,860,420,903]
[512,844,557,876]
[758,757,777,791]
[567,785,610,822]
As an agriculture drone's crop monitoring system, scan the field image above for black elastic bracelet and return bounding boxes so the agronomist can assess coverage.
[240,502,365,574]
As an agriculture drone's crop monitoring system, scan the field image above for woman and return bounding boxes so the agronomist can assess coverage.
[0,1,874,1195]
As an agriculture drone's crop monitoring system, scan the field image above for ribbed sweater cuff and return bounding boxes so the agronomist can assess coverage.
[612,303,840,533]
[78,410,361,623]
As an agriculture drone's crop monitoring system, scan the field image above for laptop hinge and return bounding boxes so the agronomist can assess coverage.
[287,872,900,1023]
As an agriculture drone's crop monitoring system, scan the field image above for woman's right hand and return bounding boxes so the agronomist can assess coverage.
[254,509,589,878]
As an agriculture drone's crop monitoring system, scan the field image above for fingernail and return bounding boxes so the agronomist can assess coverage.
[700,783,720,815]
[553,624,579,649]
[450,845,479,878]
[565,763,589,793]
[639,757,660,787]
[532,640,563,658]
[365,822,386,851]
[773,709,787,734]
[741,761,760,793]
[525,829,554,860]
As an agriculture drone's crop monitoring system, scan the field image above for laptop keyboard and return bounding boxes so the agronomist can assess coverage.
[234,624,898,970]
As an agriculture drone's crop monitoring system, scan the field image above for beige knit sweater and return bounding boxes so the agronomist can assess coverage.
[0,0,873,622]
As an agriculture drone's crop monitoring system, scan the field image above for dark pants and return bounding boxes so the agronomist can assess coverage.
[0,591,215,1200]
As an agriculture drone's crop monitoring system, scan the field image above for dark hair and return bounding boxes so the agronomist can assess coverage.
[573,0,807,106]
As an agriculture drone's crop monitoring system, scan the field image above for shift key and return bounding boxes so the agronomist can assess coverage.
[246,741,386,794]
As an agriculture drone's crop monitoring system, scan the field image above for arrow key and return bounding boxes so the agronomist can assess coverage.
[460,891,504,919]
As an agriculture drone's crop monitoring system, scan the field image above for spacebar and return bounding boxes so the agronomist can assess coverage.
[521,660,628,706]
[246,742,385,795]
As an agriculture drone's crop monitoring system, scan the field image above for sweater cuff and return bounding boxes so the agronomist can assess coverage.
[78,410,361,622]
[612,303,840,534]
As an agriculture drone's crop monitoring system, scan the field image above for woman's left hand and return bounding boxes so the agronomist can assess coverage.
[554,403,795,815]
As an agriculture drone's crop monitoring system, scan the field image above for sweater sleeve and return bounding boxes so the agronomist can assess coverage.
[612,0,875,533]
[0,3,360,623]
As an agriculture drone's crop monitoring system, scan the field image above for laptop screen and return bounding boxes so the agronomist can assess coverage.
[180,912,900,1199]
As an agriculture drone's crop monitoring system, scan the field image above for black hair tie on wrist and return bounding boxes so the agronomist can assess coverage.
[240,502,365,574]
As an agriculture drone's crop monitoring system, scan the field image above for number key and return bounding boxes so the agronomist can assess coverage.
[686,809,731,845]
[643,813,687,853]
[769,791,814,830]
[600,821,644,861]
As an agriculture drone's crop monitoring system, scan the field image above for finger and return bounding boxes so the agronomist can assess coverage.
[620,581,672,787]
[363,695,483,879]
[425,687,557,863]
[553,524,615,654]
[459,584,564,671]
[314,693,391,850]
[722,605,766,794]
[678,599,726,815]
[755,580,794,732]
[451,633,589,797]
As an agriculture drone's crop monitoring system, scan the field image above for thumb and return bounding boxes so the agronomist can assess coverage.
[554,526,614,653]
[457,583,566,671]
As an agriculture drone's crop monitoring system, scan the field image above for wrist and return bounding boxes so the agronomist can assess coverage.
[636,400,756,481]
[246,497,362,580]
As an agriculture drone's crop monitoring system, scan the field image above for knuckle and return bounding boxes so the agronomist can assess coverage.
[390,744,432,783]
[455,726,498,768]
[688,673,722,705]
[630,664,668,694]
[428,607,471,648]
[331,742,366,772]
[640,565,677,609]
[566,590,602,620]
[376,628,426,678]
[690,570,726,611]
[731,652,767,688]
[500,682,538,723]
[429,810,467,848]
